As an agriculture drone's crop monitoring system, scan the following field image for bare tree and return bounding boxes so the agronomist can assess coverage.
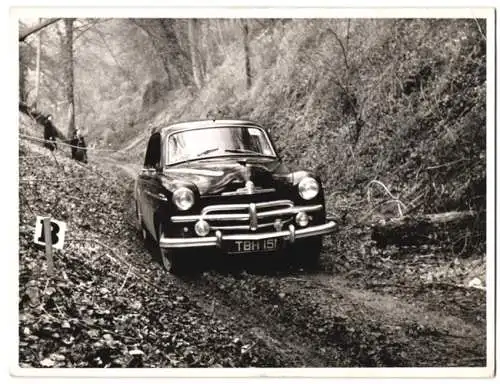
[19,42,30,102]
[131,19,192,88]
[64,18,76,138]
[188,19,202,89]
[242,21,251,89]
[33,19,43,110]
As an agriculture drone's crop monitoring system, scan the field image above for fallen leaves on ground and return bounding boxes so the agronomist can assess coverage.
[18,142,283,368]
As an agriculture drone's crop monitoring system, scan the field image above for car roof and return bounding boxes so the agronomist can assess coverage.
[153,120,265,136]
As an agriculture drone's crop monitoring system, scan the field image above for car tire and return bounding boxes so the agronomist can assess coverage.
[291,237,322,271]
[156,223,190,275]
[135,202,149,245]
[135,201,143,233]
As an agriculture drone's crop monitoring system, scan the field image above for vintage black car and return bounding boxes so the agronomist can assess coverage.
[134,120,336,274]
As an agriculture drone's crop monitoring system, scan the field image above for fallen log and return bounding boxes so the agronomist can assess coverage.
[371,211,479,248]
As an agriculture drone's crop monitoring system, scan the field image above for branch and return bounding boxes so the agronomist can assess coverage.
[73,19,111,43]
[366,180,407,217]
[473,18,487,42]
[19,19,61,42]
[325,27,349,74]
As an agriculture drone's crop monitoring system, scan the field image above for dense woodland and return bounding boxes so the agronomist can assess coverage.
[20,17,486,247]
[17,17,488,369]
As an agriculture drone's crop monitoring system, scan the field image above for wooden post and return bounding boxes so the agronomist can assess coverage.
[43,217,54,276]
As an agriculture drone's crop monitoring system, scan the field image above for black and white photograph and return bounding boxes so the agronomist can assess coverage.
[12,4,495,379]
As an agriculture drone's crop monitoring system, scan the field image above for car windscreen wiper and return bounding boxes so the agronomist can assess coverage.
[195,147,219,157]
[224,149,262,155]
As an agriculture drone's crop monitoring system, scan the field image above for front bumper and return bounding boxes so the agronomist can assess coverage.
[160,221,336,249]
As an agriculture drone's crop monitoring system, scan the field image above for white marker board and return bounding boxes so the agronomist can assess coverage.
[33,216,67,250]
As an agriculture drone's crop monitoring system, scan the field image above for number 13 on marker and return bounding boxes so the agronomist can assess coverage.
[33,216,67,250]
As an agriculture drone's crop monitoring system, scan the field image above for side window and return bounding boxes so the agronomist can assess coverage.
[144,133,162,168]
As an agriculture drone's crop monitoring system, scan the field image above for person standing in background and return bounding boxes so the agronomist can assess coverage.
[42,114,57,151]
[71,128,88,163]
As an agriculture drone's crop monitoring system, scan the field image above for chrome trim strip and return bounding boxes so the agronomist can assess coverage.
[160,221,336,248]
[144,190,169,201]
[211,218,292,231]
[202,203,250,215]
[201,200,293,215]
[288,224,296,243]
[215,230,222,248]
[175,213,250,222]
[254,200,294,209]
[249,203,257,231]
[165,168,225,177]
[222,188,276,196]
[171,204,322,223]
[257,205,321,218]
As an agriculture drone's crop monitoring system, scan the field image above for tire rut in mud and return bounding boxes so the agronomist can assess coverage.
[185,268,486,367]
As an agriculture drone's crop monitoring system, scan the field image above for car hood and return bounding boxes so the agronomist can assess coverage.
[162,157,291,196]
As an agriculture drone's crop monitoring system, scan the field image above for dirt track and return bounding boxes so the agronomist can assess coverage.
[102,158,487,367]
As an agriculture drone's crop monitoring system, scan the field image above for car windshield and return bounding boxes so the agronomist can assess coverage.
[167,126,276,164]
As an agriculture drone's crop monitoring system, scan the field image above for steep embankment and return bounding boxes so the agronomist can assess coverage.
[18,137,486,368]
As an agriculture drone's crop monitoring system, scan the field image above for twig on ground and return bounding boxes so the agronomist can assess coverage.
[424,281,486,292]
[92,239,168,294]
[343,268,364,278]
[50,151,60,168]
[366,180,407,218]
[54,302,66,319]
[426,158,467,171]
[119,265,132,293]
[241,341,257,355]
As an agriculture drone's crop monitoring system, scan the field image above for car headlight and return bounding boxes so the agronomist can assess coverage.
[173,187,194,211]
[298,177,319,200]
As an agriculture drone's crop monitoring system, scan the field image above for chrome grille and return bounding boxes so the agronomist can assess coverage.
[203,200,294,233]
[171,200,323,234]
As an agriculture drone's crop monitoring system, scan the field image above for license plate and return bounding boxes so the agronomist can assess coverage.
[224,238,282,254]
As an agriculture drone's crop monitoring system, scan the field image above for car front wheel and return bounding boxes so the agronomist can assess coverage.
[156,223,191,275]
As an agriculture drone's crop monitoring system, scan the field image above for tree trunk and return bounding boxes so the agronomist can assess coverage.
[242,21,251,89]
[33,19,42,110]
[132,19,191,88]
[198,20,209,82]
[371,211,478,248]
[188,19,201,89]
[19,46,28,102]
[64,18,76,139]
[159,19,191,87]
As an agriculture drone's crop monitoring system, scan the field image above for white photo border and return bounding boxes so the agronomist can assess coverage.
[7,3,496,381]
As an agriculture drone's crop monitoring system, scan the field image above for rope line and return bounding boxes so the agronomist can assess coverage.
[19,134,118,153]
[20,176,103,183]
